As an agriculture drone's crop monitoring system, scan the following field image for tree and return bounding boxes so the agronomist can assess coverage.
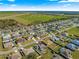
[23,53,37,59]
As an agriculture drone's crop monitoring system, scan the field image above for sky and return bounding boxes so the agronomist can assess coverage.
[0,0,79,11]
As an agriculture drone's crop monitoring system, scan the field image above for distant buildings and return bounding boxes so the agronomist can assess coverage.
[0,18,79,59]
[33,42,46,55]
[71,40,79,46]
[60,47,72,59]
[66,43,78,51]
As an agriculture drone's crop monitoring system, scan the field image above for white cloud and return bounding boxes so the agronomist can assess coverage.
[0,5,79,11]
[60,0,79,2]
[8,0,15,2]
[63,4,71,7]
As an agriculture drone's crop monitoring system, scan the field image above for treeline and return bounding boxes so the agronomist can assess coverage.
[0,19,18,29]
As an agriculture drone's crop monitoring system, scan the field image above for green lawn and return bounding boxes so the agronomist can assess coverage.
[0,55,5,59]
[55,40,68,46]
[53,46,61,53]
[0,36,3,50]
[24,43,37,49]
[21,39,34,45]
[67,27,79,36]
[22,52,38,59]
[40,48,52,59]
[72,50,79,59]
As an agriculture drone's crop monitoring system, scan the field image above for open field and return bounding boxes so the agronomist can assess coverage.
[14,14,70,25]
[72,50,79,59]
[0,12,72,25]
[0,11,20,17]
[67,27,79,36]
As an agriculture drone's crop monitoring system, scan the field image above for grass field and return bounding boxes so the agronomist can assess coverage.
[55,40,68,46]
[0,11,20,17]
[0,55,5,59]
[67,27,79,36]
[14,14,70,25]
[0,36,3,51]
[72,50,79,59]
[0,12,70,25]
[40,48,52,59]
